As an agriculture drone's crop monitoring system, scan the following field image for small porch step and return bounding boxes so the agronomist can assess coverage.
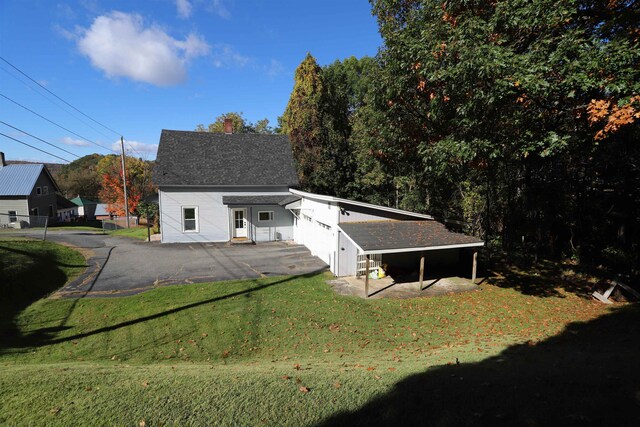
[229,238,254,245]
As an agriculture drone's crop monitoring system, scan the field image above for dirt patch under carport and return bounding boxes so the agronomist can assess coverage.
[327,275,481,299]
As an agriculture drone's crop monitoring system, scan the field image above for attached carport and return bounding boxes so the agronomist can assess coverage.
[337,220,484,297]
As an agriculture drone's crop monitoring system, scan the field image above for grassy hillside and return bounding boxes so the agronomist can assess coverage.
[1,240,638,425]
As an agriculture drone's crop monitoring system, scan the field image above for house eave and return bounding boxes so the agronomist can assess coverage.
[360,242,485,255]
[288,188,434,220]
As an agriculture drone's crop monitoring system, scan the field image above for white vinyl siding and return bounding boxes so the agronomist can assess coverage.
[159,187,292,243]
[293,197,339,267]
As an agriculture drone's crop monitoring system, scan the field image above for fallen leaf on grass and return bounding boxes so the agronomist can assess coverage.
[282,375,290,380]
[388,367,396,371]
[299,386,309,393]
[141,381,149,388]
[294,363,301,370]
[334,382,341,389]
[139,420,146,427]
[366,366,376,371]
[49,407,61,415]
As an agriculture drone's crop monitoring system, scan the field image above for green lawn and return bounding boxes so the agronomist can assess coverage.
[1,240,638,426]
[108,226,152,240]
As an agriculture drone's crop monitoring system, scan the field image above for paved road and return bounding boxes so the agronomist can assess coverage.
[4,230,327,297]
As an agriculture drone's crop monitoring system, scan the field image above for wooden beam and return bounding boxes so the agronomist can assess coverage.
[471,250,478,284]
[365,255,370,298]
[419,251,425,291]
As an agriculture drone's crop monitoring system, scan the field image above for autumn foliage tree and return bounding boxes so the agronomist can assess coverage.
[195,112,274,134]
[97,155,154,217]
[363,0,640,268]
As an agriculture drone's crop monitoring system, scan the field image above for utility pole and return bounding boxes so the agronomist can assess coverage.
[120,136,130,229]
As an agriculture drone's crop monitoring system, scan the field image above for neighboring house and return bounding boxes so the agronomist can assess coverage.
[154,130,484,281]
[70,196,98,220]
[56,194,78,222]
[94,203,112,220]
[0,152,59,227]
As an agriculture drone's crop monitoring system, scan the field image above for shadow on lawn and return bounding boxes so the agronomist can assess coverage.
[0,243,87,352]
[318,303,640,426]
[4,269,326,350]
[488,258,600,298]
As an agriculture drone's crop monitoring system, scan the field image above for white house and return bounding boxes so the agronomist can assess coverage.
[153,128,484,285]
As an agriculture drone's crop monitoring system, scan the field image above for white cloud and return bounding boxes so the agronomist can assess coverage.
[266,59,284,78]
[112,140,158,157]
[211,44,251,68]
[75,11,210,86]
[175,0,192,19]
[210,0,231,19]
[61,136,90,147]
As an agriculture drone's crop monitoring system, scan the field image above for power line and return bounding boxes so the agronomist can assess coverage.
[0,92,118,154]
[0,56,122,137]
[0,65,116,141]
[0,132,72,163]
[1,57,146,160]
[0,121,80,158]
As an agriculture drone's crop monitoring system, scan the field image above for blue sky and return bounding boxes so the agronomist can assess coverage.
[0,0,382,163]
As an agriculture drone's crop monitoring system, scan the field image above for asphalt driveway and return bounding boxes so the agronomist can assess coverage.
[9,230,327,297]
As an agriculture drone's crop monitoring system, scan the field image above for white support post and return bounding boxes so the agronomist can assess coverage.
[365,255,370,298]
[472,250,478,284]
[419,251,425,291]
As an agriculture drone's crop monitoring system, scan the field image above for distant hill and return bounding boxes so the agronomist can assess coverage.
[6,160,64,176]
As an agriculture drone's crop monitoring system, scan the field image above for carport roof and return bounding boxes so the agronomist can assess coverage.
[338,220,484,254]
[222,195,300,206]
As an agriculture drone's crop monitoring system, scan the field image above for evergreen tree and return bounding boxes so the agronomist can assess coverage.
[281,53,332,193]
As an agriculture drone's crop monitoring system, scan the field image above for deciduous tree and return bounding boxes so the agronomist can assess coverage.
[97,155,154,216]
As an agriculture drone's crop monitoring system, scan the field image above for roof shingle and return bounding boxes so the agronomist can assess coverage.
[153,130,299,187]
[339,220,484,253]
[222,195,300,205]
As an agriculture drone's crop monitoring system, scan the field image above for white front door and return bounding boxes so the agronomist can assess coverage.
[232,208,247,238]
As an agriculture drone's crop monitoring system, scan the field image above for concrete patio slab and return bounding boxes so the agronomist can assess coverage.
[327,275,481,299]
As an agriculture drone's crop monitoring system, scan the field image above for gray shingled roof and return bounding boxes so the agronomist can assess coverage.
[0,164,50,196]
[153,130,299,187]
[222,195,300,205]
[339,220,484,253]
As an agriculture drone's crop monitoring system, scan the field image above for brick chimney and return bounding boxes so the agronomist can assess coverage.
[223,118,233,134]
[0,152,5,167]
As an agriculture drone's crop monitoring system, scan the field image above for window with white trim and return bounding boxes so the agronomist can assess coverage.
[316,220,331,230]
[182,207,198,232]
[258,211,274,222]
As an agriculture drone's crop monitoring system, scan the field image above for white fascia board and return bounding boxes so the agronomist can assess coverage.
[288,188,434,220]
[362,241,485,255]
[336,225,365,253]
